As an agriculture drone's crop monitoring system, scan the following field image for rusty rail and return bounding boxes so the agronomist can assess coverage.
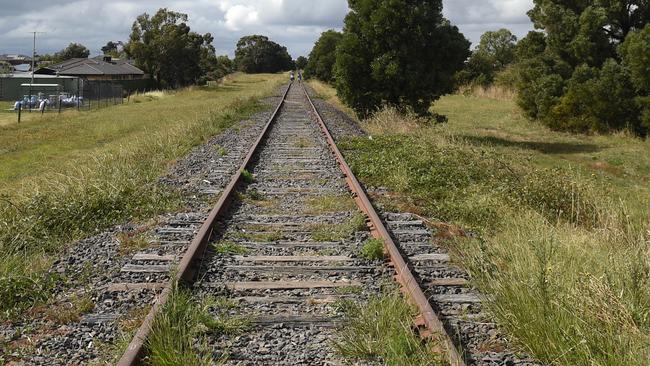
[117,83,292,366]
[301,83,466,366]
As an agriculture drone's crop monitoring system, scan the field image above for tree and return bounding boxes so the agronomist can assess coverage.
[0,61,12,74]
[619,23,650,132]
[234,35,294,73]
[456,29,518,87]
[516,0,650,135]
[334,0,470,117]
[53,43,90,62]
[295,56,308,70]
[203,55,234,82]
[101,41,124,58]
[125,8,216,88]
[304,30,342,82]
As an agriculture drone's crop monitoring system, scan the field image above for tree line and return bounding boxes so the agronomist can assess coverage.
[34,8,297,89]
[303,0,650,137]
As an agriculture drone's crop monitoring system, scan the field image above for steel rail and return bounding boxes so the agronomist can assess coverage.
[117,83,292,366]
[301,83,466,366]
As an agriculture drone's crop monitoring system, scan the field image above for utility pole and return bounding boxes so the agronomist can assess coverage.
[28,31,44,112]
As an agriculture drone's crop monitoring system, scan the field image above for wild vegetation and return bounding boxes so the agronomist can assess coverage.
[311,79,650,365]
[0,73,285,318]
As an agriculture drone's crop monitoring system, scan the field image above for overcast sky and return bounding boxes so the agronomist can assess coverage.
[0,0,534,58]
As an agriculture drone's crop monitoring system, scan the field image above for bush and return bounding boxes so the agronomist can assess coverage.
[514,2,650,136]
[548,60,640,134]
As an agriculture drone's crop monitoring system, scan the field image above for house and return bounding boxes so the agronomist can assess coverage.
[0,54,33,66]
[34,56,145,80]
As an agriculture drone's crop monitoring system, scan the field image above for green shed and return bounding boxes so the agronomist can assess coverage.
[0,73,79,101]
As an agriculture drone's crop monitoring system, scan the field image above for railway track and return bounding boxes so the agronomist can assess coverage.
[114,82,464,365]
[3,81,537,365]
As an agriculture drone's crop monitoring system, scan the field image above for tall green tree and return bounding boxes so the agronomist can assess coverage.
[457,28,518,86]
[304,30,343,82]
[53,43,90,62]
[620,23,650,132]
[516,0,650,135]
[125,8,216,88]
[334,0,470,117]
[295,56,308,70]
[234,35,294,73]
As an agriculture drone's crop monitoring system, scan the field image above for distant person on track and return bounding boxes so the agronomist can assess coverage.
[290,71,295,82]
[298,72,302,83]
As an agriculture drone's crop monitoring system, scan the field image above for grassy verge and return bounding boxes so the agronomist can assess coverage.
[316,82,650,364]
[334,288,444,365]
[0,73,285,318]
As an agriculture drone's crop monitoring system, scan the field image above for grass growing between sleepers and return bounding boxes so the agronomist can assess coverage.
[315,79,650,365]
[0,73,285,319]
[334,288,444,365]
[360,238,385,261]
[145,284,249,366]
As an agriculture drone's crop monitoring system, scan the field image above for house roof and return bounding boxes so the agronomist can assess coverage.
[0,54,32,62]
[35,58,144,76]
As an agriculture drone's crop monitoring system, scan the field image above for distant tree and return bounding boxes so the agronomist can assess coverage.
[335,0,470,117]
[304,30,342,82]
[619,23,650,132]
[202,55,234,82]
[516,0,650,136]
[53,43,90,62]
[234,35,294,73]
[456,29,518,86]
[101,41,125,58]
[125,8,216,88]
[295,56,308,70]
[0,61,12,74]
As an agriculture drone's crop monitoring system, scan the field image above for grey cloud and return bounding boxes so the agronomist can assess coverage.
[0,0,534,59]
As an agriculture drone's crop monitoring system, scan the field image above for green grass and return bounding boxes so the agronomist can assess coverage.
[145,285,248,366]
[0,73,285,319]
[241,169,255,184]
[311,213,367,242]
[360,238,385,261]
[304,194,357,214]
[212,241,248,255]
[323,83,650,365]
[333,288,444,365]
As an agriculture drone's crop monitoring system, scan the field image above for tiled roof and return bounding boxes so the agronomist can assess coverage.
[36,58,144,76]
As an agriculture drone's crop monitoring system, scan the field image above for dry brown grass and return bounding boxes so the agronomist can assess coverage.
[458,85,517,101]
[307,80,359,120]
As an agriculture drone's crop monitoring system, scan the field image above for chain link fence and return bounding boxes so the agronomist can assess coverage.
[10,79,124,115]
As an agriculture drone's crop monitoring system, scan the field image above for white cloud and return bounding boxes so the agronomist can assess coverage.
[0,0,534,58]
[223,4,259,31]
